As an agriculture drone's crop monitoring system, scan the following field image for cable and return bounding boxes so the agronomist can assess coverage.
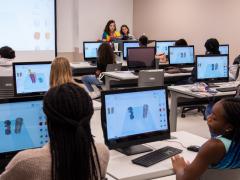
[166,140,188,149]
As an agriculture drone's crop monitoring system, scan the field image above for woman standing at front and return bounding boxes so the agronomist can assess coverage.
[102,20,120,42]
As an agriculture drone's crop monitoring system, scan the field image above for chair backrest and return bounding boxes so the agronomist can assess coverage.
[106,63,122,72]
[229,64,240,81]
[200,168,240,180]
[138,69,164,87]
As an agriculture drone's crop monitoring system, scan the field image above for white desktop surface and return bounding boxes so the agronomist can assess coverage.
[107,131,207,180]
[70,60,127,69]
[168,81,240,98]
[103,70,191,80]
[70,61,96,68]
[168,81,239,132]
[103,71,138,80]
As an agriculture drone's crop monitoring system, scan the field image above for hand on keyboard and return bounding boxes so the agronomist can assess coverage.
[132,146,182,167]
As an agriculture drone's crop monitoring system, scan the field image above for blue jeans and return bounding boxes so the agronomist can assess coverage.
[81,75,102,92]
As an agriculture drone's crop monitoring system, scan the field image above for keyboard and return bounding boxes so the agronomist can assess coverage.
[216,87,238,92]
[132,146,182,167]
[131,72,139,76]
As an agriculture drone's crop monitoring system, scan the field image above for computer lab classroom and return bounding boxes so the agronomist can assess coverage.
[0,0,240,180]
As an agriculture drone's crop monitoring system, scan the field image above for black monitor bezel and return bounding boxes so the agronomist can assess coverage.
[219,44,229,55]
[83,41,103,61]
[0,96,45,159]
[155,40,176,55]
[195,54,229,83]
[101,86,170,149]
[168,45,195,67]
[127,47,156,71]
[12,61,52,97]
[122,40,140,60]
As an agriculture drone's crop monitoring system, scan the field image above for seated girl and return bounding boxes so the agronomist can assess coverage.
[81,42,115,97]
[172,97,240,180]
[0,83,109,180]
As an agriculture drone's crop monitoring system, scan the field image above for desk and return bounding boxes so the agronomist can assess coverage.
[168,81,239,132]
[107,131,207,180]
[70,58,127,76]
[71,59,172,76]
[103,71,192,90]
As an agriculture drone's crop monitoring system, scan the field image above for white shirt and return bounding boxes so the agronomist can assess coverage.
[0,58,13,76]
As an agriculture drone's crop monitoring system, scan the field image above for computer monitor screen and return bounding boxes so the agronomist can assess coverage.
[122,41,139,60]
[83,41,102,61]
[168,46,195,66]
[155,41,175,55]
[127,47,155,71]
[196,55,229,82]
[13,61,51,96]
[0,97,48,154]
[219,44,229,55]
[101,86,170,149]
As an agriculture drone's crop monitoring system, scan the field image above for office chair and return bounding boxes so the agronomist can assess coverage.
[180,101,206,119]
[100,63,123,91]
[138,69,164,87]
[106,63,122,72]
[229,64,240,81]
[200,168,240,180]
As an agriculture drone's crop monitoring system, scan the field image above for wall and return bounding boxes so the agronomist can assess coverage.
[133,0,240,62]
[57,0,134,61]
[57,0,74,52]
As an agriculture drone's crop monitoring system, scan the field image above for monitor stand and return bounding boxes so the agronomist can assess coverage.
[207,83,219,88]
[88,61,97,66]
[116,144,152,156]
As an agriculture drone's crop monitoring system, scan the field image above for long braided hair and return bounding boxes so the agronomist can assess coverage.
[221,97,240,142]
[43,83,101,180]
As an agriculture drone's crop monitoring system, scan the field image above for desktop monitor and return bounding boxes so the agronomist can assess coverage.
[127,47,156,71]
[168,46,195,66]
[155,41,175,55]
[0,96,48,158]
[196,55,229,83]
[219,44,229,55]
[101,86,170,155]
[83,41,102,61]
[122,41,140,60]
[13,61,51,96]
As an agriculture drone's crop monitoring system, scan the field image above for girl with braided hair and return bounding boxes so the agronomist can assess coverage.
[0,83,109,180]
[172,97,240,180]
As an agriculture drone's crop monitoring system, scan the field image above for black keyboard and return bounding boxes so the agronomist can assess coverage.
[131,72,139,76]
[132,146,182,167]
[216,87,238,92]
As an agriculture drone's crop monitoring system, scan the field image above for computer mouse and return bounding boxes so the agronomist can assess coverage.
[187,145,200,152]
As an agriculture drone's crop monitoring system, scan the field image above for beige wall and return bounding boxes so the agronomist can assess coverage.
[133,0,240,62]
[57,0,133,62]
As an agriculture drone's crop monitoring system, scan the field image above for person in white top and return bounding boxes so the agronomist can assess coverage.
[0,46,15,76]
[0,46,15,66]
